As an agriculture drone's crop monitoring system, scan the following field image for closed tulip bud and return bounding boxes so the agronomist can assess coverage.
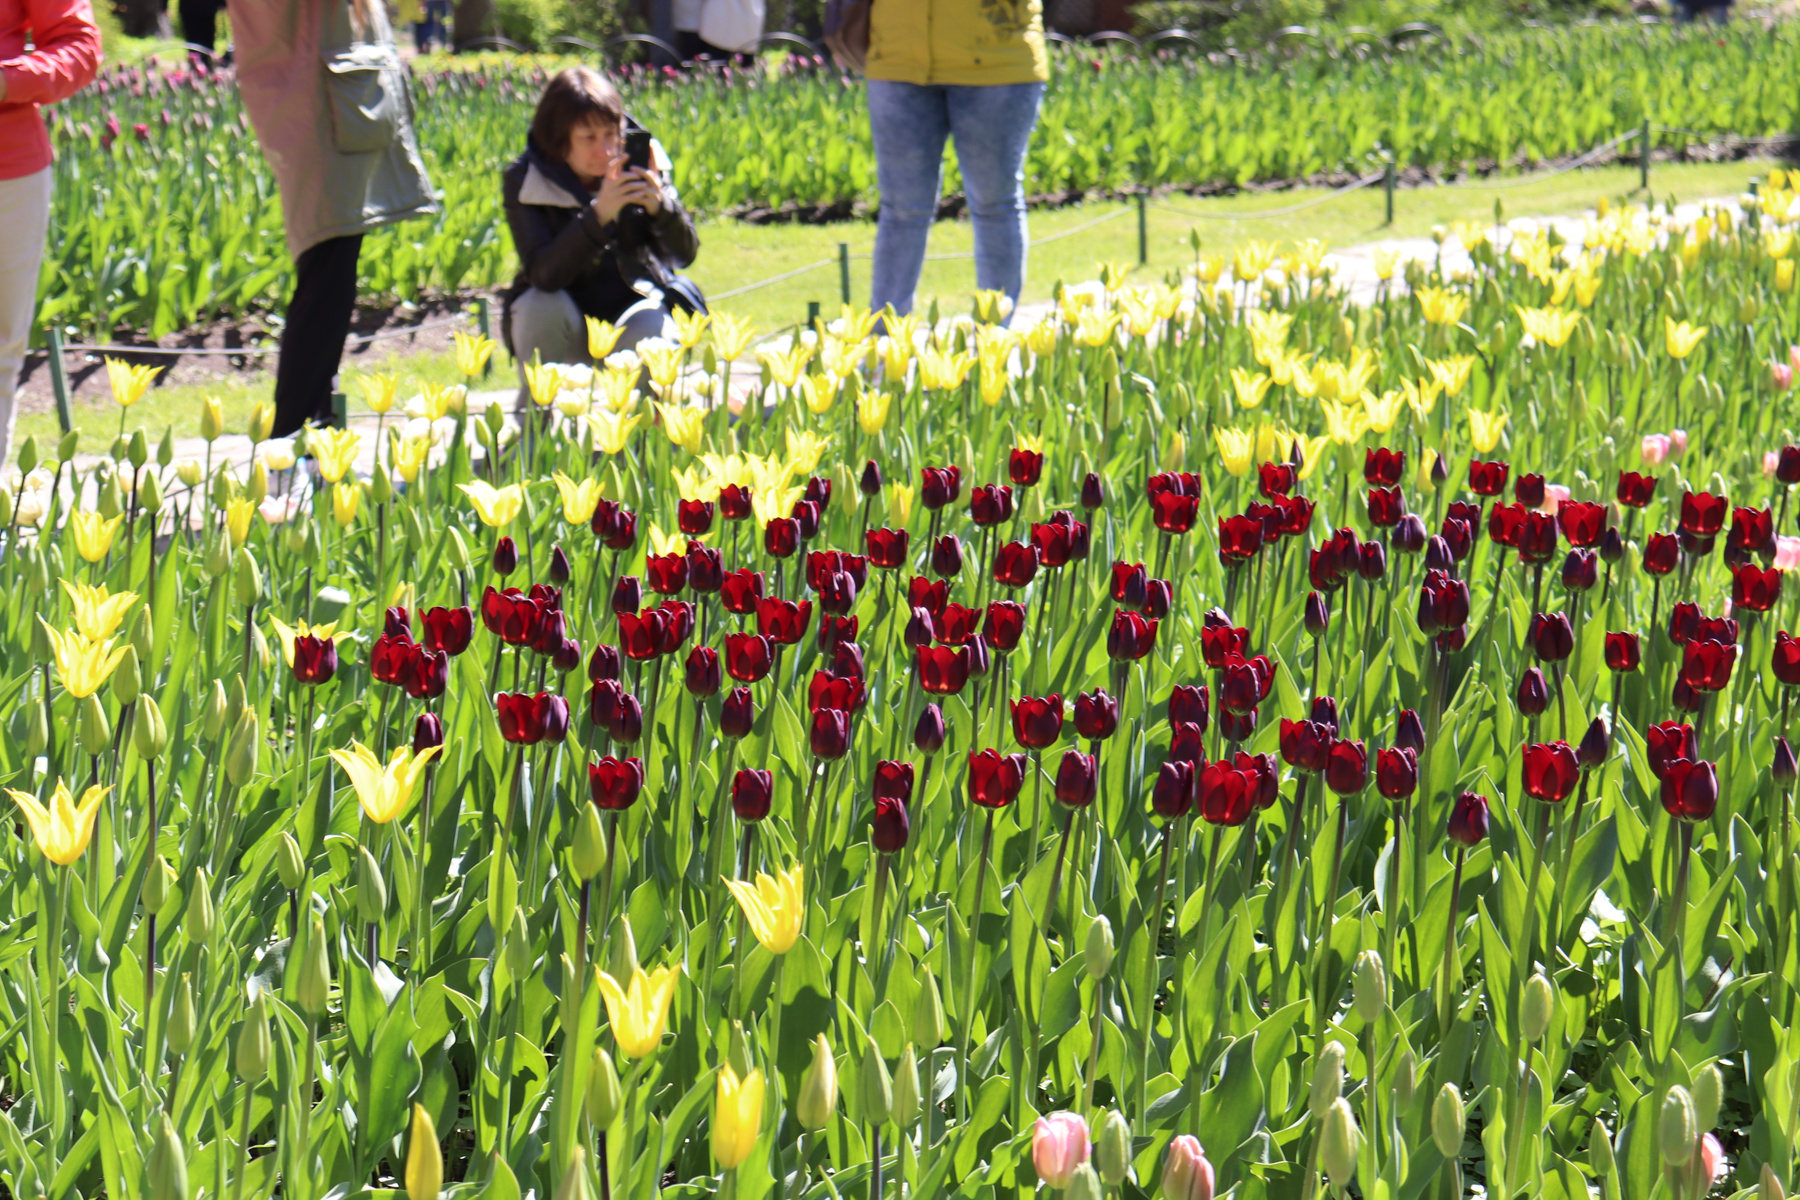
[1762,1162,1786,1200]
[203,679,230,741]
[586,1045,623,1129]
[1084,914,1114,980]
[78,693,111,756]
[16,435,37,472]
[130,606,153,663]
[237,991,271,1081]
[1353,950,1386,1022]
[1659,1086,1697,1166]
[0,490,12,527]
[24,698,46,757]
[225,709,260,785]
[1521,972,1554,1042]
[372,463,392,505]
[167,972,196,1054]
[236,549,263,606]
[146,1113,189,1200]
[357,845,387,924]
[133,694,168,759]
[144,854,174,914]
[1310,1041,1346,1117]
[111,644,141,705]
[185,866,215,943]
[1590,1120,1617,1179]
[1161,1135,1213,1200]
[128,428,149,468]
[798,1034,839,1130]
[1432,1083,1465,1158]
[861,1037,892,1127]
[1064,1164,1104,1200]
[248,459,269,503]
[140,467,163,513]
[1304,591,1330,636]
[914,967,945,1048]
[276,830,306,891]
[1094,1110,1131,1186]
[1395,1047,1416,1108]
[293,914,332,1018]
[860,460,883,496]
[891,1043,921,1129]
[404,1103,442,1200]
[571,804,607,881]
[1693,1063,1722,1133]
[205,531,235,579]
[1321,1097,1362,1190]
[1775,737,1798,784]
[608,915,638,982]
[30,613,54,663]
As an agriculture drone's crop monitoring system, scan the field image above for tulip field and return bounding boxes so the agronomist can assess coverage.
[9,176,1800,1200]
[35,17,1800,339]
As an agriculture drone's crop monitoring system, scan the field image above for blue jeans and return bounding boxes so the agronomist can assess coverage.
[867,79,1045,319]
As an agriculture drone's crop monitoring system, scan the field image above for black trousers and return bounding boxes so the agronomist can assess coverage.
[179,0,219,57]
[273,234,363,438]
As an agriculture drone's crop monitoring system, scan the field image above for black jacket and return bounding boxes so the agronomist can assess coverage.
[500,131,700,352]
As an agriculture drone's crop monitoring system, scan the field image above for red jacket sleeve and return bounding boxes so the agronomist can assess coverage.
[1,0,101,107]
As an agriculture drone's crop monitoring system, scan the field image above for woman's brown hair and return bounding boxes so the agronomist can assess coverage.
[530,67,626,162]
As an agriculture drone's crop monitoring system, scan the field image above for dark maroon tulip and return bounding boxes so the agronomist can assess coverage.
[655,601,694,654]
[1729,506,1776,556]
[721,632,771,682]
[1530,612,1575,661]
[1447,791,1490,845]
[756,597,811,645]
[1646,722,1697,779]
[1055,750,1097,808]
[1394,709,1425,755]
[531,608,569,658]
[917,645,972,695]
[1198,625,1248,670]
[1366,486,1404,528]
[1679,491,1727,537]
[1643,532,1680,576]
[1219,708,1257,743]
[1514,473,1545,508]
[1616,471,1656,508]
[807,671,865,715]
[873,795,910,852]
[984,601,1026,651]
[1260,461,1295,498]
[1516,512,1559,564]
[383,605,411,640]
[1667,602,1701,646]
[810,708,850,759]
[421,606,473,656]
[968,749,1027,808]
[1438,517,1473,563]
[1151,760,1196,818]
[591,500,638,550]
[1279,718,1331,772]
[685,646,721,696]
[764,517,800,558]
[804,475,832,510]
[1167,721,1206,764]
[905,606,937,649]
[1198,760,1256,826]
[552,638,583,674]
[1392,513,1428,554]
[915,703,946,754]
[588,679,622,729]
[1578,717,1609,769]
[1680,639,1736,692]
[866,527,909,570]
[1107,609,1158,661]
[496,691,561,745]
[1734,564,1782,613]
[1557,501,1606,547]
[992,541,1039,587]
[1219,660,1262,717]
[1488,502,1525,548]
[1523,741,1579,801]
[492,535,519,576]
[720,483,754,521]
[1111,562,1148,607]
[1364,447,1404,486]
[644,553,686,596]
[721,687,755,739]
[1671,677,1705,713]
[687,544,724,593]
[1324,739,1368,795]
[1779,449,1800,486]
[1561,549,1598,591]
[969,484,1014,527]
[922,467,961,511]
[818,570,857,615]
[371,634,412,687]
[831,640,865,680]
[1417,570,1470,635]
[1376,747,1417,799]
[719,569,765,615]
[1774,631,1800,686]
[1516,667,1550,716]
[1304,591,1330,637]
[1776,737,1798,783]
[606,693,640,744]
[1009,448,1044,486]
[610,574,642,616]
[588,756,645,810]
[1468,460,1509,497]
[1661,759,1719,821]
[859,461,883,497]
[1031,518,1082,569]
[617,610,665,662]
[678,498,714,536]
[819,614,859,654]
[1074,689,1119,740]
[732,769,774,821]
[404,647,449,700]
[1150,482,1201,533]
[1166,684,1209,732]
[1596,631,1639,673]
[935,603,981,646]
[908,576,950,616]
[932,535,964,578]
[1358,541,1387,581]
[412,712,444,754]
[292,635,339,685]
[1080,472,1105,509]
[1217,514,1263,564]
[790,500,821,540]
[1278,494,1317,539]
[870,761,913,804]
[1141,578,1173,619]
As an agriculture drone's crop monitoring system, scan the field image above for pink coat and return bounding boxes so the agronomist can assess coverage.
[0,0,100,180]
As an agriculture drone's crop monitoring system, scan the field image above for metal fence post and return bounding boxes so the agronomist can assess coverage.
[1383,160,1396,226]
[474,297,494,377]
[1136,192,1148,266]
[1640,117,1651,191]
[838,243,851,307]
[330,390,348,429]
[46,327,73,435]
[807,300,820,332]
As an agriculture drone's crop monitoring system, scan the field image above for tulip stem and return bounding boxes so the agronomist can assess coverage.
[1135,827,1173,1136]
[1045,808,1074,937]
[1666,819,1693,951]
[230,1073,256,1200]
[598,812,619,963]
[1550,772,1590,953]
[1312,793,1350,1052]
[1438,845,1467,1039]
[956,810,996,1129]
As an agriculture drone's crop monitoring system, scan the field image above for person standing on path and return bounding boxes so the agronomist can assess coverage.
[226,0,436,439]
[0,0,100,470]
[864,0,1047,321]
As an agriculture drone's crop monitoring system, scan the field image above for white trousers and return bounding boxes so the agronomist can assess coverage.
[0,167,53,472]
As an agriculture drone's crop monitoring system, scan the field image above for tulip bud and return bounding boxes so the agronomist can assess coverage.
[111,644,141,705]
[1578,717,1609,770]
[133,694,168,759]
[1304,591,1330,637]
[1432,1083,1465,1158]
[1659,1086,1697,1166]
[144,854,174,914]
[293,914,332,1018]
[1693,1063,1722,1133]
[608,914,638,981]
[891,1042,921,1129]
[357,844,387,924]
[1321,1097,1361,1190]
[236,549,263,606]
[248,459,269,504]
[1775,737,1798,784]
[1394,1046,1416,1108]
[277,830,306,891]
[0,489,12,527]
[1762,1162,1787,1200]
[372,462,393,506]
[185,866,215,944]
[233,990,272,1082]
[798,1034,839,1131]
[1161,1134,1213,1200]
[1310,1041,1346,1117]
[587,1045,623,1129]
[140,467,163,513]
[1094,1110,1131,1186]
[1521,972,1554,1043]
[913,967,945,1048]
[1064,1164,1103,1200]
[167,972,196,1055]
[202,680,230,741]
[78,693,111,756]
[24,697,46,757]
[1590,1119,1617,1180]
[16,435,37,473]
[205,530,235,579]
[128,428,149,469]
[398,1103,442,1200]
[1353,950,1386,1023]
[861,1037,892,1127]
[1084,915,1114,980]
[571,803,608,881]
[100,471,123,518]
[225,709,260,786]
[146,1113,189,1200]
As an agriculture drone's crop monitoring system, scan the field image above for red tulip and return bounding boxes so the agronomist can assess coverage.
[645,552,688,595]
[1198,760,1256,826]
[984,600,1026,651]
[1376,747,1418,799]
[404,646,449,700]
[873,795,910,852]
[1279,718,1331,772]
[1680,639,1736,691]
[1645,722,1698,779]
[807,670,865,714]
[1417,570,1470,635]
[917,645,972,694]
[1446,791,1490,845]
[866,527,910,569]
[1523,741,1579,801]
[1679,491,1727,537]
[790,499,821,540]
[719,483,753,521]
[1729,506,1776,556]
[1074,689,1120,739]
[1168,684,1209,731]
[618,610,666,661]
[1107,610,1158,661]
[1364,447,1404,486]
[1487,502,1525,548]
[1199,626,1249,669]
[818,570,857,616]
[1516,511,1559,563]
[764,517,800,558]
[610,575,642,616]
[1359,541,1388,580]
[1152,489,1200,534]
[1151,760,1196,817]
[935,603,981,646]
[1169,721,1207,764]
[1080,473,1106,508]
[1055,750,1097,807]
[1774,630,1800,685]
[677,498,714,536]
[1514,473,1545,508]
[992,541,1040,587]
[1324,739,1368,795]
[1467,459,1509,497]
[969,483,1014,526]
[491,536,518,576]
[1259,462,1295,497]
[421,606,473,655]
[830,641,865,680]
[819,615,859,655]
[1009,448,1044,486]
[588,755,645,809]
[1219,708,1257,742]
[871,760,914,804]
[292,634,339,685]
[755,597,811,645]
[909,576,950,617]
[655,601,694,655]
[804,475,832,510]
[1616,471,1656,508]
[1366,487,1404,528]
[1661,758,1719,821]
[591,499,638,549]
[1556,501,1606,547]
[371,633,412,687]
[413,713,444,754]
[721,687,755,738]
[731,768,773,821]
[1642,532,1680,576]
[1219,659,1262,716]
[604,693,636,743]
[687,544,724,593]
[932,535,964,577]
[1011,694,1064,748]
[720,569,766,614]
[685,646,721,696]
[810,708,850,759]
[497,691,567,745]
[922,467,961,510]
[1604,632,1641,672]
[1733,563,1782,612]
[1530,612,1574,661]
[969,749,1027,808]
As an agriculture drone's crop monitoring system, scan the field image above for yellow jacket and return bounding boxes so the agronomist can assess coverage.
[866,0,1049,87]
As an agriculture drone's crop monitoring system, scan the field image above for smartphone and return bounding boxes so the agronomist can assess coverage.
[624,129,655,172]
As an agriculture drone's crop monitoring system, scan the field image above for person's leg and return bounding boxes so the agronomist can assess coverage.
[946,81,1046,319]
[179,0,217,58]
[613,297,677,353]
[272,234,363,439]
[0,168,53,471]
[511,287,593,404]
[868,80,951,318]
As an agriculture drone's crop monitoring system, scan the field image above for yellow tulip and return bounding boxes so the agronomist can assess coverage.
[309,428,363,483]
[712,1065,765,1170]
[586,316,624,361]
[751,481,802,526]
[593,365,640,415]
[1292,433,1332,483]
[1450,220,1485,252]
[588,409,648,456]
[1780,260,1797,294]
[552,472,605,524]
[414,382,460,422]
[784,429,830,476]
[175,458,204,487]
[1426,356,1475,398]
[644,523,688,558]
[1289,237,1329,275]
[261,439,298,472]
[1468,409,1510,454]
[724,865,804,955]
[757,342,812,388]
[248,399,276,444]
[1403,378,1443,422]
[1016,431,1045,455]
[391,434,431,483]
[1213,427,1254,477]
[404,1103,443,1200]
[332,482,361,528]
[268,616,345,669]
[1371,248,1399,281]
[1232,239,1279,281]
[818,335,870,380]
[1515,305,1581,350]
[640,343,685,389]
[40,621,129,698]
[68,509,125,563]
[917,346,976,391]
[356,371,400,414]
[978,357,1010,408]
[671,308,712,349]
[60,581,138,642]
[105,358,161,408]
[656,403,706,454]
[889,483,915,528]
[5,780,110,866]
[1321,400,1370,445]
[453,331,497,378]
[1548,267,1575,307]
[1416,287,1469,326]
[1023,318,1058,359]
[1664,317,1708,360]
[225,496,257,547]
[1230,368,1271,410]
[1364,389,1407,434]
[856,387,893,435]
[1765,229,1794,259]
[524,361,566,408]
[200,395,225,442]
[709,313,757,362]
[1192,253,1226,284]
[795,375,833,416]
[329,741,440,825]
[595,964,679,1058]
[458,481,524,527]
[1116,290,1160,338]
[1069,311,1119,350]
[836,304,880,344]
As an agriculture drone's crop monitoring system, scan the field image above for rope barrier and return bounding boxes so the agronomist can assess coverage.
[1444,130,1640,189]
[56,312,472,359]
[707,257,836,299]
[1653,125,1800,146]
[1150,170,1385,221]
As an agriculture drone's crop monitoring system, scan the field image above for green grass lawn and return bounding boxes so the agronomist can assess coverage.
[12,157,1773,460]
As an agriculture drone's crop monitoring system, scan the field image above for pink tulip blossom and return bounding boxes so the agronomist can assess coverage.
[1162,1135,1216,1200]
[1699,1132,1724,1182]
[1777,537,1800,571]
[1775,363,1794,392]
[1767,451,1782,477]
[1031,1112,1089,1190]
[1671,429,1689,456]
[1538,484,1572,514]
[1641,434,1671,466]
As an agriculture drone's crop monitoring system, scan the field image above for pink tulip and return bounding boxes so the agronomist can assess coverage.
[1767,451,1783,477]
[1641,434,1671,466]
[1032,1112,1090,1190]
[1699,1132,1724,1182]
[1161,1135,1215,1200]
[1671,429,1689,456]
[1776,537,1800,571]
[1538,484,1572,515]
[1775,363,1794,392]
[1789,344,1800,374]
